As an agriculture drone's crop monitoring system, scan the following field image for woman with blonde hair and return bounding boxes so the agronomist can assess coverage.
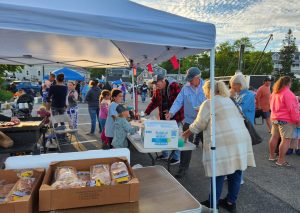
[269,76,300,166]
[182,80,255,212]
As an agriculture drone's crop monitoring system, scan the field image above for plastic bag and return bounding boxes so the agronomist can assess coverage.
[51,167,84,189]
[90,164,111,186]
[9,170,35,201]
[0,181,15,203]
[77,171,90,186]
[110,162,130,184]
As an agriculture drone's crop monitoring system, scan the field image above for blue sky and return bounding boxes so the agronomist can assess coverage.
[133,0,300,52]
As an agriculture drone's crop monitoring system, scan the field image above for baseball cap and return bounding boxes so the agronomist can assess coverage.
[151,73,165,84]
[116,104,129,114]
[185,67,201,82]
[264,77,272,82]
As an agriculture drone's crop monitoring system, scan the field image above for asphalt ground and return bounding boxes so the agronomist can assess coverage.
[1,94,300,213]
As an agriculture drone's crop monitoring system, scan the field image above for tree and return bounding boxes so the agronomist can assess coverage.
[278,29,298,78]
[158,37,274,78]
[87,68,106,79]
[233,37,254,50]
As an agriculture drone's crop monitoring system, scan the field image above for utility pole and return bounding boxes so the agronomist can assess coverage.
[238,44,245,73]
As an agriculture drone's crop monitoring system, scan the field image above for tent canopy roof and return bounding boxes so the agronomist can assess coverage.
[0,0,215,68]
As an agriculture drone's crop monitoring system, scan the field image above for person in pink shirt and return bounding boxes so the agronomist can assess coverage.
[269,76,300,166]
[99,90,111,133]
[256,77,272,132]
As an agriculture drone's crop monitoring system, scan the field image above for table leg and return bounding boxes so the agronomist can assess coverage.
[148,153,156,165]
[167,151,175,171]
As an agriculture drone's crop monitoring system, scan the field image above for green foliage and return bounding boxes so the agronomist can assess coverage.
[233,37,254,50]
[87,68,106,79]
[158,37,273,78]
[0,65,22,76]
[291,79,300,94]
[276,29,298,78]
[0,89,13,102]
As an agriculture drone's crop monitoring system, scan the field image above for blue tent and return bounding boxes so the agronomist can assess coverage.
[44,67,85,81]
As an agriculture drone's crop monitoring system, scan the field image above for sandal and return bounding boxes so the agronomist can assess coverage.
[268,158,277,161]
[275,161,291,167]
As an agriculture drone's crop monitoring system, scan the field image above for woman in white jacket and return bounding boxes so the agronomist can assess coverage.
[182,80,255,212]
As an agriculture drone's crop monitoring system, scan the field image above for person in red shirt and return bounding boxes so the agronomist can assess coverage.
[256,77,272,132]
[145,74,184,165]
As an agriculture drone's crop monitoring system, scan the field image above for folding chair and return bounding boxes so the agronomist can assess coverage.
[50,114,84,152]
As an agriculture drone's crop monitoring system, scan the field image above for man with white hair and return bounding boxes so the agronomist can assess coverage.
[166,67,206,178]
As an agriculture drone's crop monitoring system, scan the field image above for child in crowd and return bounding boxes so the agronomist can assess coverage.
[286,95,300,155]
[66,81,79,129]
[104,89,123,148]
[41,84,48,106]
[99,90,111,132]
[37,105,51,125]
[112,104,139,148]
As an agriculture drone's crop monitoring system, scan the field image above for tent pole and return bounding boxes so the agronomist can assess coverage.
[210,48,217,213]
[131,67,136,112]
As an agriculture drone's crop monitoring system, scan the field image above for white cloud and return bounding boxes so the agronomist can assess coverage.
[133,0,300,51]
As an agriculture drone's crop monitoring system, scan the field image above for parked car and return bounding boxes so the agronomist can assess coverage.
[13,81,41,96]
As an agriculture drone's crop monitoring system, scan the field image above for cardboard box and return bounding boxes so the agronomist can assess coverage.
[0,168,45,213]
[39,157,139,211]
[142,120,178,148]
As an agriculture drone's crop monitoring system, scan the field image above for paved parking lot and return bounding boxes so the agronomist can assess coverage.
[1,94,300,212]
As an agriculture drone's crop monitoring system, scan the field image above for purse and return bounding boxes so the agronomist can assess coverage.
[230,98,263,145]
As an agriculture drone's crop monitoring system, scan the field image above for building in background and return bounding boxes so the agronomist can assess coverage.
[11,65,90,82]
[106,68,131,82]
[272,52,300,74]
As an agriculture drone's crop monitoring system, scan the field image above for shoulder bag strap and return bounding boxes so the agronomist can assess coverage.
[230,97,247,120]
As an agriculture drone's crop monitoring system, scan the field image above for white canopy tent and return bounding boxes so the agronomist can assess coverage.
[0,0,218,211]
[0,0,215,68]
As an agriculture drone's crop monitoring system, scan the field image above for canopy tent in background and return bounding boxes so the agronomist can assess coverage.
[43,67,85,81]
[112,79,123,85]
[0,0,218,211]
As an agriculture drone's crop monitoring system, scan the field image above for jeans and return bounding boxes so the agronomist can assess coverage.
[209,170,242,206]
[88,107,101,134]
[141,92,147,102]
[162,150,180,161]
[123,92,126,102]
[99,118,106,133]
[179,123,203,170]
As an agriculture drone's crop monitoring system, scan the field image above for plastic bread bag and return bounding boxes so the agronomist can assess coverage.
[0,180,15,203]
[55,166,78,182]
[77,171,90,186]
[10,177,35,200]
[110,162,130,184]
[51,167,84,189]
[90,164,111,186]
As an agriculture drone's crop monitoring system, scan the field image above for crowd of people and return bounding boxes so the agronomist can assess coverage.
[2,67,300,213]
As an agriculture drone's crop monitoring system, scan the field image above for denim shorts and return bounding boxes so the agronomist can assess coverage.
[262,111,270,119]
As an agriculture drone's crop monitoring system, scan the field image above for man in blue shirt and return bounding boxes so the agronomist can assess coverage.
[166,67,206,178]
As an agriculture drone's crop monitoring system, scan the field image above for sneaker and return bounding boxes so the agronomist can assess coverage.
[169,159,180,165]
[86,132,94,136]
[156,155,168,160]
[175,169,186,179]
[240,179,245,185]
[286,148,293,155]
[296,149,300,156]
[219,198,237,213]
